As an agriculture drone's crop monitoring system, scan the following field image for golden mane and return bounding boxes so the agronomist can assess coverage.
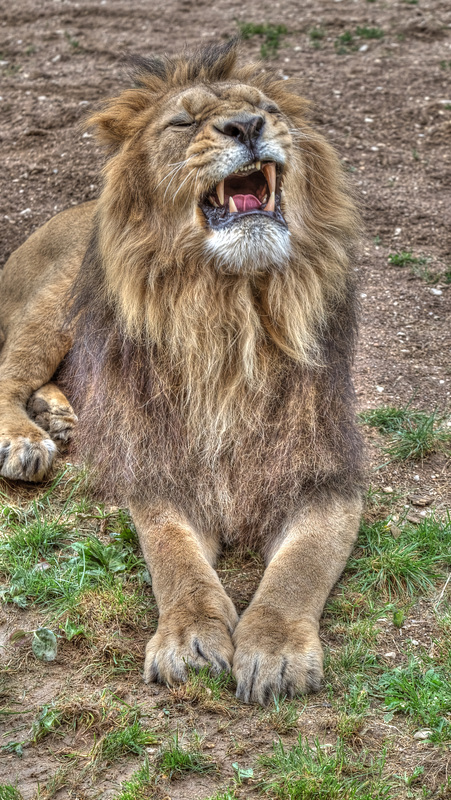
[75,42,358,460]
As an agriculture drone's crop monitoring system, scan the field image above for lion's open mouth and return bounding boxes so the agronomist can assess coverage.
[200,161,286,229]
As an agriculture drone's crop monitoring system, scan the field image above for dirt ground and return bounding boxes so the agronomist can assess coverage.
[1,0,450,797]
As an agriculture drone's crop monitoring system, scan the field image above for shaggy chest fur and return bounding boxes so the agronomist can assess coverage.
[66,284,362,547]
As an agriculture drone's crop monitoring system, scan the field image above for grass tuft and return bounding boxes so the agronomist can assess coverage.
[156,732,215,779]
[96,720,159,763]
[348,515,448,598]
[360,405,451,461]
[377,659,451,742]
[0,788,24,800]
[259,736,390,799]
[237,22,288,58]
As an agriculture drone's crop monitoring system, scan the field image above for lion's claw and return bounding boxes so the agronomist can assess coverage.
[144,623,235,685]
[232,612,323,705]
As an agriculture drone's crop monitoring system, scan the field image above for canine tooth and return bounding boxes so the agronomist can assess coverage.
[229,196,238,213]
[209,196,219,208]
[263,162,276,194]
[262,194,268,203]
[217,180,224,205]
[266,191,275,213]
[256,160,261,170]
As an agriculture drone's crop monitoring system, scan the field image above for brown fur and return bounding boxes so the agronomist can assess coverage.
[0,42,363,703]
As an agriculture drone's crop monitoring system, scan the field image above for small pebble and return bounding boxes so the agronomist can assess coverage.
[414,730,432,740]
[430,288,442,296]
[383,486,393,493]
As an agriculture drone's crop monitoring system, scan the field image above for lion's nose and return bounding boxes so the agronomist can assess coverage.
[215,115,265,147]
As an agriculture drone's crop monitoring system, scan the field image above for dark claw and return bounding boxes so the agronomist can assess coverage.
[193,638,209,663]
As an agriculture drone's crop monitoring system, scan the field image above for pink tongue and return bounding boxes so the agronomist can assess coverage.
[232,194,261,212]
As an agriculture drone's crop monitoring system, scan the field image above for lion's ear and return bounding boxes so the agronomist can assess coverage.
[87,89,152,148]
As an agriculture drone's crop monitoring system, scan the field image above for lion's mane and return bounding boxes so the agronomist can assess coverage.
[65,42,363,547]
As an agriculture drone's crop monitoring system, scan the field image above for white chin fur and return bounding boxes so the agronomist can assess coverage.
[204,215,291,274]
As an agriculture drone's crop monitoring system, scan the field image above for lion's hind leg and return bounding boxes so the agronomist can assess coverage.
[27,383,77,445]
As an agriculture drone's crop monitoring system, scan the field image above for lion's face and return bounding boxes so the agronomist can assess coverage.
[144,83,292,273]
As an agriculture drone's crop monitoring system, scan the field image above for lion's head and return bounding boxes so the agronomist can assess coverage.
[74,41,358,467]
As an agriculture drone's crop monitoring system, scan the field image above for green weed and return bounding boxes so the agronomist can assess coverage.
[440,60,451,70]
[259,736,390,799]
[377,659,451,742]
[237,22,288,58]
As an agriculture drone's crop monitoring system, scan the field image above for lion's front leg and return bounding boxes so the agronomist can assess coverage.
[131,503,238,685]
[232,494,362,705]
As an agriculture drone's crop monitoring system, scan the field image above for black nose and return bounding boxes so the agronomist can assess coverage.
[216,115,265,147]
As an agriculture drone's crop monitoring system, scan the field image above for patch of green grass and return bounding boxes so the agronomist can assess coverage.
[335,30,355,54]
[388,250,427,267]
[113,759,153,799]
[360,404,451,461]
[259,736,390,799]
[266,695,302,734]
[309,27,326,48]
[440,60,451,70]
[377,659,451,742]
[355,26,384,39]
[0,788,24,800]
[348,515,449,598]
[156,733,215,779]
[237,22,288,58]
[64,31,82,52]
[327,639,379,689]
[383,410,451,462]
[359,405,413,433]
[0,488,145,610]
[97,721,159,763]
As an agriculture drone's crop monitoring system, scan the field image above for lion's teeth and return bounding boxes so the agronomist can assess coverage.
[217,180,224,205]
[209,195,219,208]
[265,191,275,213]
[263,162,276,195]
[256,160,261,170]
[262,194,268,204]
[229,196,238,213]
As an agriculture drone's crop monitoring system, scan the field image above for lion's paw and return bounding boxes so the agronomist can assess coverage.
[27,388,78,445]
[232,610,323,705]
[0,435,57,482]
[144,605,238,686]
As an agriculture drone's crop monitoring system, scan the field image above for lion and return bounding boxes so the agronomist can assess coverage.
[0,41,363,705]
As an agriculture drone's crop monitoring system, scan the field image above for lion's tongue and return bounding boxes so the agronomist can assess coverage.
[232,194,261,212]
